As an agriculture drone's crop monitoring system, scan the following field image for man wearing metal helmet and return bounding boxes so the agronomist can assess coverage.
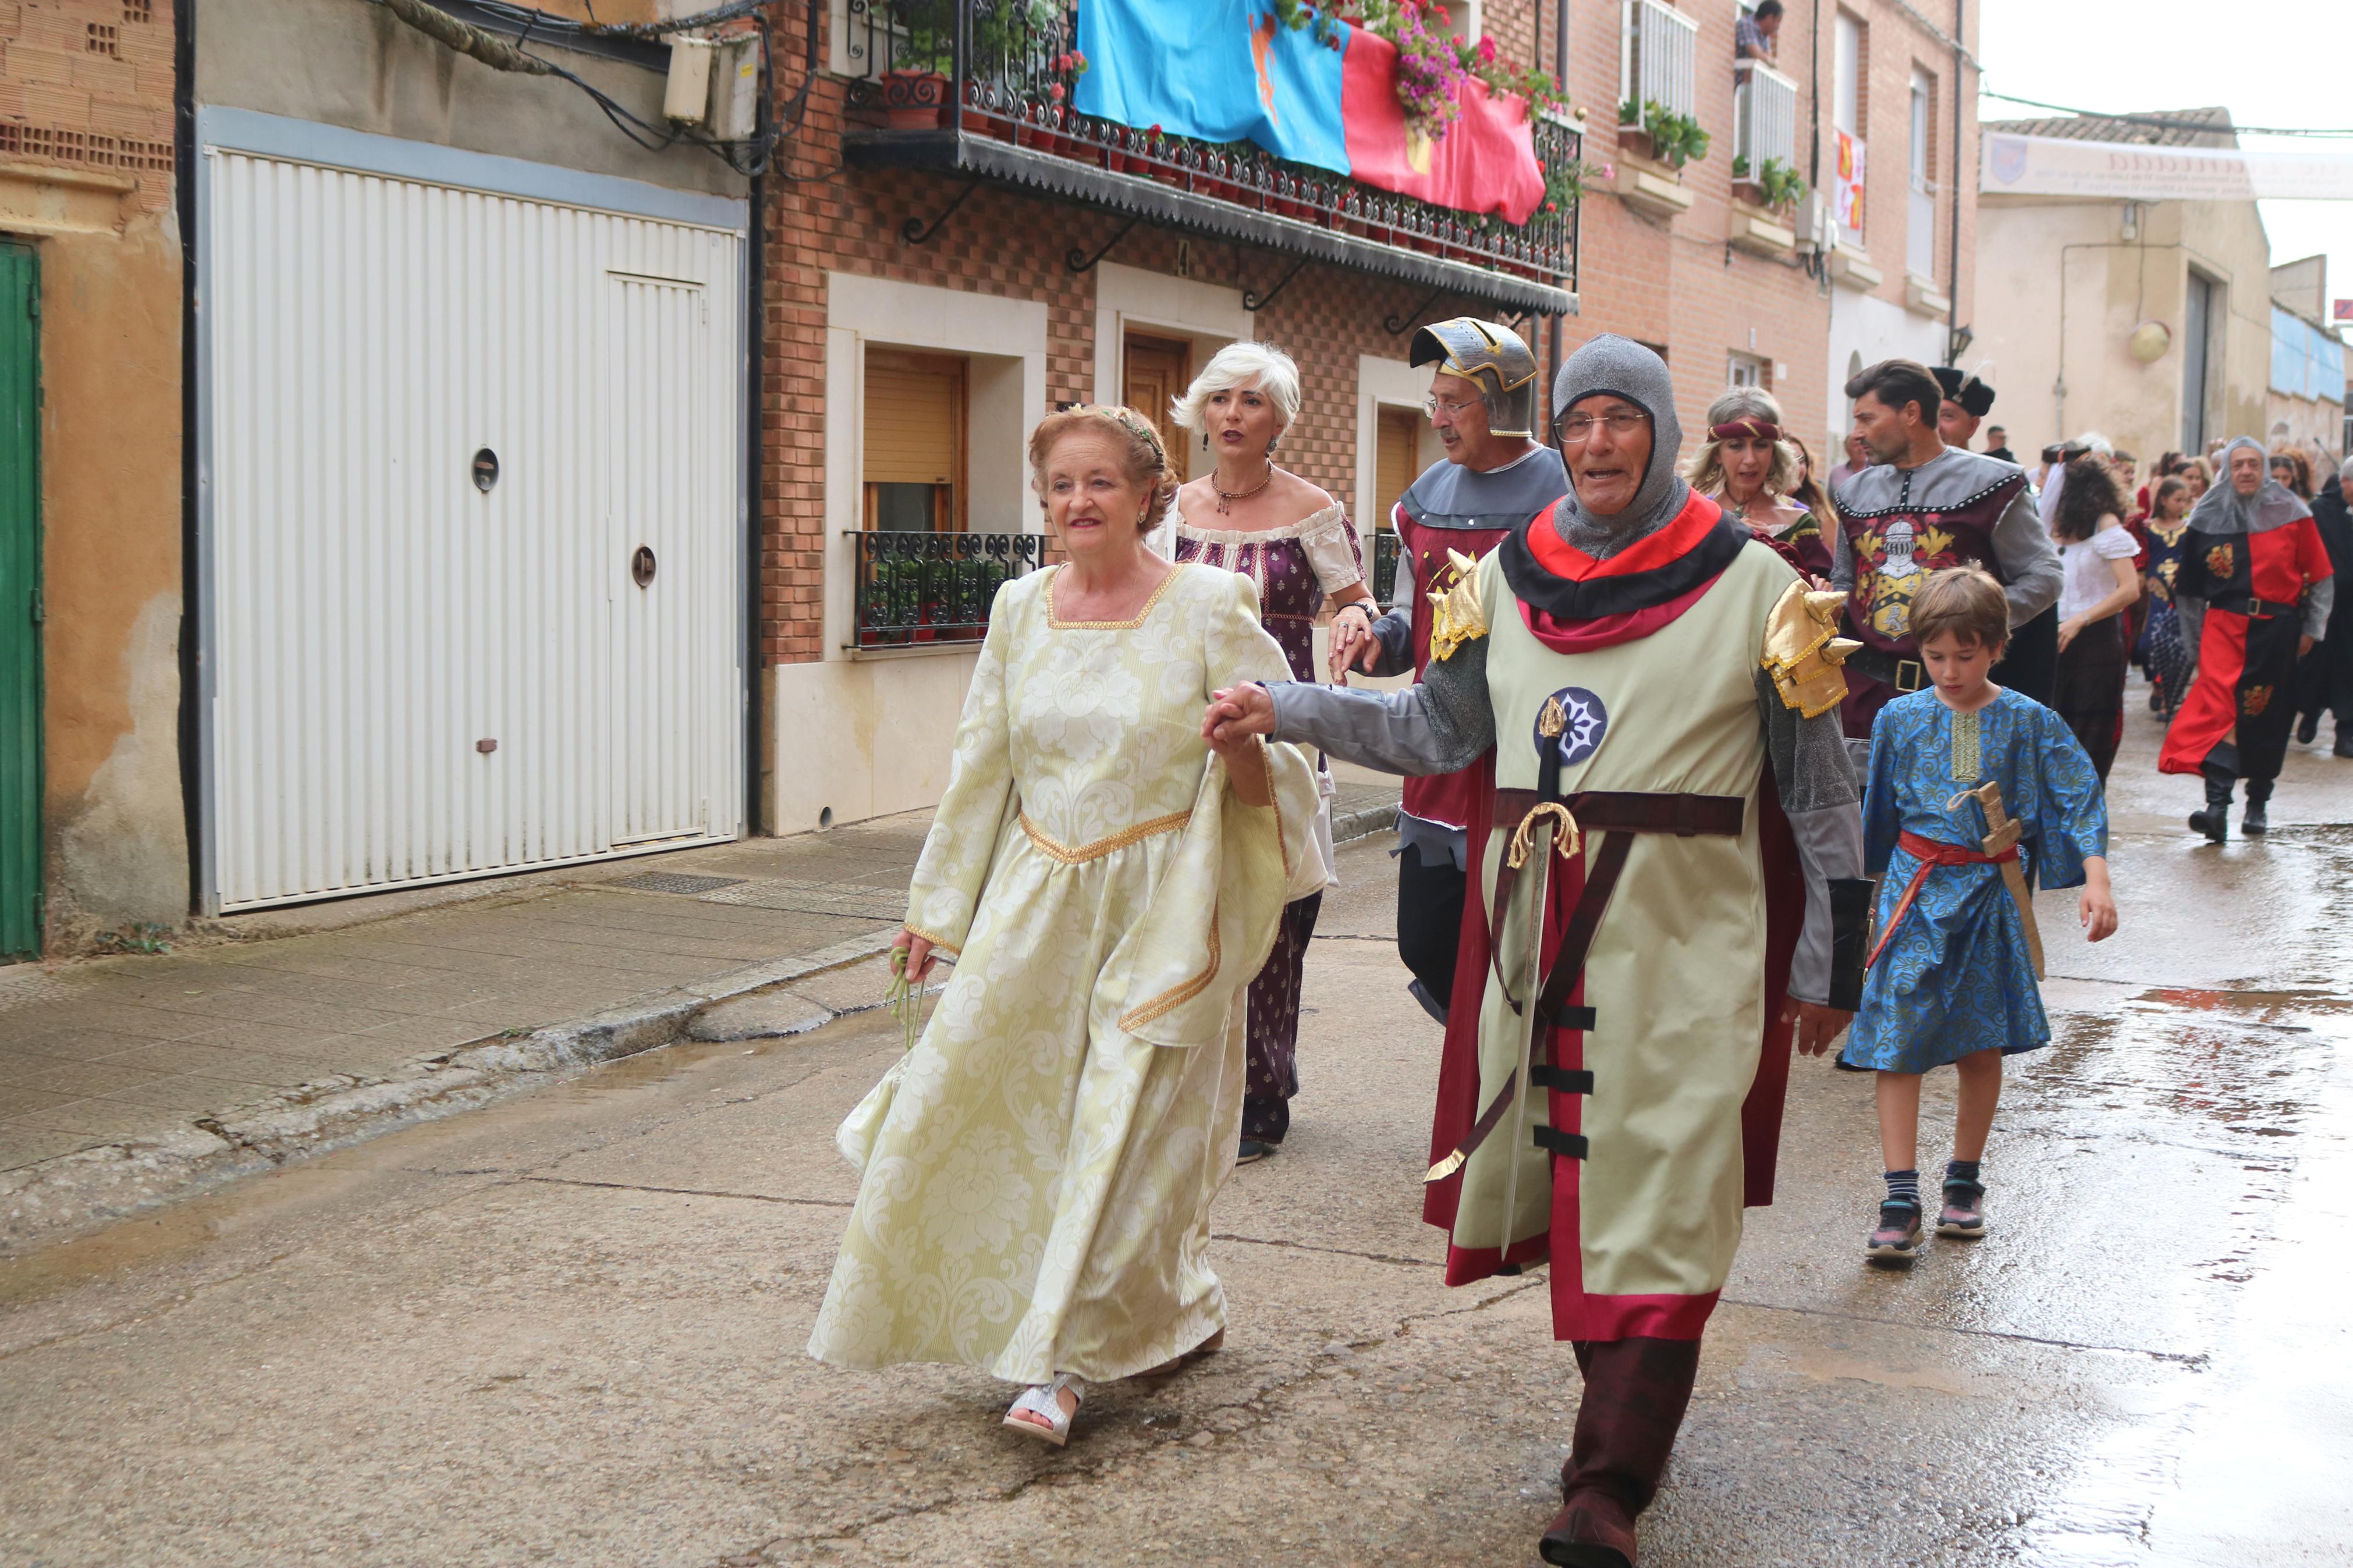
[1209,335,1869,1568]
[1328,317,1568,1027]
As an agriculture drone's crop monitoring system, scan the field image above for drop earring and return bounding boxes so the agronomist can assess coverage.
[1201,432,1209,451]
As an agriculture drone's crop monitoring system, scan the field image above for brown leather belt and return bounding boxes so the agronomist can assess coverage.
[1428,790,1747,1183]
[1490,789,1745,838]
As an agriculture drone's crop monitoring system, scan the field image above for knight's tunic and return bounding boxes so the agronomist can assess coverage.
[1830,449,2059,744]
[1268,496,1869,1342]
[1369,447,1570,865]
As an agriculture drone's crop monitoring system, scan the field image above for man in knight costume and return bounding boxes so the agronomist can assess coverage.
[1330,317,1568,1026]
[1212,336,1871,1567]
[1830,359,2062,755]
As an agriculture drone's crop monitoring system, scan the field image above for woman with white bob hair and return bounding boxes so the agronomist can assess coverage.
[1160,339,1376,1163]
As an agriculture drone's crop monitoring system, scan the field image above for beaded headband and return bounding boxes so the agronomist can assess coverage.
[1060,403,1167,463]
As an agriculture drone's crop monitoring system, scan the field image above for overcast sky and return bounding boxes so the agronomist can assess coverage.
[1976,0,2350,342]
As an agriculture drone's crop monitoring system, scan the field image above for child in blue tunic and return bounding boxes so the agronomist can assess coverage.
[1843,568,2117,1263]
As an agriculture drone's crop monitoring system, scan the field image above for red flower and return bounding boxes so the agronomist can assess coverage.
[1544,200,1557,212]
[1049,83,1066,101]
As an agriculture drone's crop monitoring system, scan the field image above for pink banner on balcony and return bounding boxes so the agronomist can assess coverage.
[1340,28,1546,225]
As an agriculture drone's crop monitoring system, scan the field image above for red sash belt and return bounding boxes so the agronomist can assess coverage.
[1864,830,2016,970]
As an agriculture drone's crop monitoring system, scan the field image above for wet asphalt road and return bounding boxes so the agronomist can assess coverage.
[1,691,2347,1567]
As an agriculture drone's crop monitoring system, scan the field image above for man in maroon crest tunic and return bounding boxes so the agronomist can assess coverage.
[1330,317,1567,1026]
[1829,360,2060,761]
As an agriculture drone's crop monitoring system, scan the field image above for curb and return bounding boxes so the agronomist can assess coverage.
[0,929,900,1257]
[1330,802,1400,847]
[2,805,1403,1256]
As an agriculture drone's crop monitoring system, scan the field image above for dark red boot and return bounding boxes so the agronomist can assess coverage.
[1538,1336,1702,1568]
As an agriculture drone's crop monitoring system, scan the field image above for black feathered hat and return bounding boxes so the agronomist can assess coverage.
[1933,365,1995,418]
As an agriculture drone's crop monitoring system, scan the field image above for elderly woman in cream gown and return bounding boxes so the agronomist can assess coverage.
[807,403,1323,1445]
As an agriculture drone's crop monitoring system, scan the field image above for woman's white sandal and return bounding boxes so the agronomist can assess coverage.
[1002,1375,1082,1447]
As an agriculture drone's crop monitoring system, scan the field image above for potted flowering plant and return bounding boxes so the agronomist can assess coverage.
[1619,98,1709,170]
[1732,154,1807,214]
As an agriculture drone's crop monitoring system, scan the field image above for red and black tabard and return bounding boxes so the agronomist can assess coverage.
[1391,449,1570,833]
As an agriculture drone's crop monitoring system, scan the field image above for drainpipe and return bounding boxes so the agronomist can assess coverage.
[175,0,203,913]
[1948,0,1963,356]
[1550,0,1568,399]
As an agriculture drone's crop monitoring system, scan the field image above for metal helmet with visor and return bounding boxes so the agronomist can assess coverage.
[1410,317,1541,439]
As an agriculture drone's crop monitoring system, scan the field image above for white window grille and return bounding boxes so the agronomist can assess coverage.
[1621,0,1699,122]
[1908,69,1936,280]
[1734,59,1799,177]
[1728,353,1768,389]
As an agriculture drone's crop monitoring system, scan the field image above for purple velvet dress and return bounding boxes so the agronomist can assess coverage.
[1173,503,1365,1144]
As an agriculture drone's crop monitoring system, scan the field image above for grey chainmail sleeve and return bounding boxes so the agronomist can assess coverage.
[2305,575,2336,641]
[1266,637,1495,776]
[1755,669,1868,1008]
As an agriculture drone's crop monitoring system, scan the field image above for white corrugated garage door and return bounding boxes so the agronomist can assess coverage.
[200,126,744,911]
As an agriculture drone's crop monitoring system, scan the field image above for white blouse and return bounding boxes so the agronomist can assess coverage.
[2056,521,2139,622]
[1158,502,1367,599]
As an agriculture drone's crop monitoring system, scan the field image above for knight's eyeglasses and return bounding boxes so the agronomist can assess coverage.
[1555,411,1649,444]
[1424,396,1481,417]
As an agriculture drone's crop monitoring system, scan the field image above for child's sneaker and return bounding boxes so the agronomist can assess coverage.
[1865,1203,1922,1263]
[1936,1179,1987,1239]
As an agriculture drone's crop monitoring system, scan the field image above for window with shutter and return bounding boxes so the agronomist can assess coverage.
[863,349,966,531]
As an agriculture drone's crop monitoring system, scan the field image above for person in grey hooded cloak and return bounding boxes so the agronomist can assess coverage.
[1205,335,1871,1568]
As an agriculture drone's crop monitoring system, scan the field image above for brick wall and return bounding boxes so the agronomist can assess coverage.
[760,9,1482,669]
[1850,0,1976,318]
[0,0,175,212]
[1564,0,1835,451]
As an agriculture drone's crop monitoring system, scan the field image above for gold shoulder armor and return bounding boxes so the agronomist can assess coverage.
[1426,548,1489,663]
[1761,581,1861,719]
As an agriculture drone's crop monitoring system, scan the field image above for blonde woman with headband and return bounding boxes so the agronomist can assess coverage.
[1684,387,1834,580]
[808,404,1324,1446]
[1163,340,1375,1162]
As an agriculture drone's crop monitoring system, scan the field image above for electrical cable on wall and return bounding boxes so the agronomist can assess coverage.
[367,0,791,175]
[1979,91,2353,140]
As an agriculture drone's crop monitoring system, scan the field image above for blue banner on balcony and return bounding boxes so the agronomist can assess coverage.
[1074,0,1545,224]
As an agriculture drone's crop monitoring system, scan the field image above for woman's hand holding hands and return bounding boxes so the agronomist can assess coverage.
[1326,604,1381,681]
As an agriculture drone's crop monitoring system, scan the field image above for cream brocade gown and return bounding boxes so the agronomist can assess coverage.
[807,563,1322,1386]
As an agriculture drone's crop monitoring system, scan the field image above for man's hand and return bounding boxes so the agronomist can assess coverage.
[1328,605,1382,680]
[2302,633,2317,659]
[1784,999,1853,1058]
[1203,684,1277,749]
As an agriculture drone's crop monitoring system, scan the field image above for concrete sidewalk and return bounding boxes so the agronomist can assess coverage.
[0,785,1402,1251]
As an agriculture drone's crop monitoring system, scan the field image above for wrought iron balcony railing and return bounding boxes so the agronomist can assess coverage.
[851,529,1043,649]
[837,2,1578,306]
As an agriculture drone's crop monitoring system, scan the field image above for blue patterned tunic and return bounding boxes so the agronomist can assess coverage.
[1841,688,2107,1071]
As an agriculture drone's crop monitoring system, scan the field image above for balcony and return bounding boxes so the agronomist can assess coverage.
[1619,0,1699,130]
[851,529,1043,650]
[833,2,1578,318]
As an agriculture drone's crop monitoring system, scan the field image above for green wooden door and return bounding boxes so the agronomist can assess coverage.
[0,243,38,961]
